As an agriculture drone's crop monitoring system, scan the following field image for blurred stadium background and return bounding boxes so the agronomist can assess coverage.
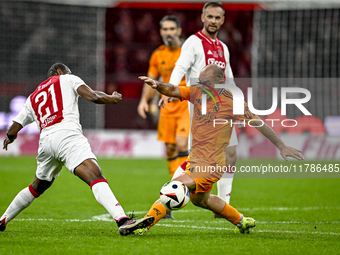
[0,0,339,159]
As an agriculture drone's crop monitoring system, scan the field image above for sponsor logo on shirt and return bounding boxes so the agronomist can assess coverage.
[207,58,226,69]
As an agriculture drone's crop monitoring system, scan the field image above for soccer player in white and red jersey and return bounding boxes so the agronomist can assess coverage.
[0,63,153,235]
[165,2,238,209]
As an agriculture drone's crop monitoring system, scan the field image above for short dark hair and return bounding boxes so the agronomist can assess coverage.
[202,2,225,15]
[47,63,71,77]
[159,15,181,28]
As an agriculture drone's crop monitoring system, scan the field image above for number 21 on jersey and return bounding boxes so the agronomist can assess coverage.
[30,76,64,130]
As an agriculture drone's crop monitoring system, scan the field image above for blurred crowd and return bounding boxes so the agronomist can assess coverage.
[105,8,254,94]
[104,8,253,129]
[0,2,99,86]
[0,2,338,130]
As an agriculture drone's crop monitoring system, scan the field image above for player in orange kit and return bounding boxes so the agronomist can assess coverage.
[120,64,304,235]
[137,16,190,179]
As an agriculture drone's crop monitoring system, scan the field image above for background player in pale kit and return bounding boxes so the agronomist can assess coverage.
[166,2,237,209]
[0,63,153,235]
[138,16,190,180]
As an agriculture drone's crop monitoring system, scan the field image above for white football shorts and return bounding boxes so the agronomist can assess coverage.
[36,129,96,181]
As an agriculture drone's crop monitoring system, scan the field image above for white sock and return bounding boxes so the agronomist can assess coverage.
[217,172,234,204]
[91,181,126,221]
[172,165,185,180]
[0,186,37,224]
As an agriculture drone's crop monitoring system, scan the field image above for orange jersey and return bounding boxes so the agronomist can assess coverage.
[148,45,187,117]
[179,85,258,167]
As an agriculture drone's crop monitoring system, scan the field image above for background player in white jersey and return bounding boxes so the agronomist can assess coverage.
[0,63,153,235]
[165,2,238,212]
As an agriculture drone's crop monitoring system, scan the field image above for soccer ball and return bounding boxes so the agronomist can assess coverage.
[160,181,190,210]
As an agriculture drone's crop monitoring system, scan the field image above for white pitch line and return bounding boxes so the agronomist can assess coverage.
[156,223,340,236]
[248,206,340,211]
[13,218,97,222]
[124,206,340,215]
[12,214,340,237]
[12,218,340,236]
[13,217,340,225]
[11,206,340,236]
[169,220,340,224]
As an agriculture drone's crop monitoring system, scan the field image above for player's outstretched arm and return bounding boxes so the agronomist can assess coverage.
[139,76,182,98]
[138,75,159,119]
[77,85,122,104]
[253,118,304,161]
[3,122,23,150]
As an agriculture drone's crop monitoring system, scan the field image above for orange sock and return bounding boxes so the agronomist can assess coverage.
[144,203,167,229]
[167,157,179,179]
[217,202,242,225]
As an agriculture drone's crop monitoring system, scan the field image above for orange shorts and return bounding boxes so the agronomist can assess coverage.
[157,113,190,144]
[184,157,224,194]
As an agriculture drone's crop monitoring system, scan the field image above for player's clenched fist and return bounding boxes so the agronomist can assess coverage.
[111,91,122,104]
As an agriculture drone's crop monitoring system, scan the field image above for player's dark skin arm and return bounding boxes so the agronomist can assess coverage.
[140,75,160,102]
[252,118,304,161]
[77,85,122,104]
[137,74,160,119]
[139,76,182,98]
[3,122,23,150]
[56,67,122,105]
[4,123,55,193]
[3,86,122,149]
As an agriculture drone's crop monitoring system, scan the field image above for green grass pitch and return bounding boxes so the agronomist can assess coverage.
[0,157,339,254]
